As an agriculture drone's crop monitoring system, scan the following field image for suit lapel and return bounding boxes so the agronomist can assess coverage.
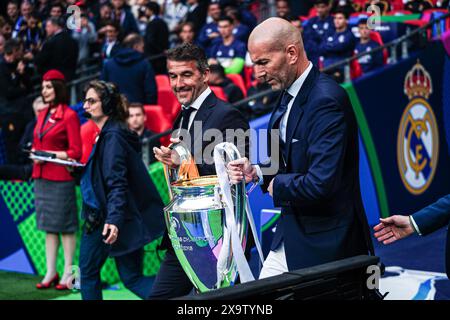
[285,66,320,164]
[188,91,216,138]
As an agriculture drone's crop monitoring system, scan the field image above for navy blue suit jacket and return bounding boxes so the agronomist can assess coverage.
[263,66,373,270]
[412,195,450,278]
[87,119,165,257]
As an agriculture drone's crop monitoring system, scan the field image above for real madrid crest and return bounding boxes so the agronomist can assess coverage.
[397,60,439,195]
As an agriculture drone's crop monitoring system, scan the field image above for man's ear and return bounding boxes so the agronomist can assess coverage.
[286,44,299,65]
[203,68,210,84]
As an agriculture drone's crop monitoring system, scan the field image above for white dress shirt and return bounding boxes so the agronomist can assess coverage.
[179,86,212,131]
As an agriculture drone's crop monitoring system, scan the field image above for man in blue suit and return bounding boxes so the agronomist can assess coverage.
[374,196,450,279]
[228,17,373,278]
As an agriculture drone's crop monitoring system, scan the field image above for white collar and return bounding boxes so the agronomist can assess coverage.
[182,86,211,110]
[287,61,313,98]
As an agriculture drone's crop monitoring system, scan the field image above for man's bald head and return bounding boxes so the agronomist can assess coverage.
[248,17,303,53]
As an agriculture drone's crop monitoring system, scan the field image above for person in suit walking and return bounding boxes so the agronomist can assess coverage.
[78,80,165,300]
[373,195,450,279]
[228,17,374,278]
[150,43,249,299]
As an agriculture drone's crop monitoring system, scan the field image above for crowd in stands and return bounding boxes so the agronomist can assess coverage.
[0,0,449,172]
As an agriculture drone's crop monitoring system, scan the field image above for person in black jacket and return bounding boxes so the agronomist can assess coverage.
[186,0,208,36]
[101,33,157,105]
[33,17,79,81]
[78,80,165,300]
[143,2,169,75]
[0,38,32,164]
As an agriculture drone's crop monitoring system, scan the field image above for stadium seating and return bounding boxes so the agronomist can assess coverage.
[226,73,247,97]
[370,31,389,64]
[144,105,173,146]
[210,86,228,101]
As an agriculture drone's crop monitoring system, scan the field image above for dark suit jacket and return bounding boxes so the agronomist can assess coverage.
[262,66,373,270]
[186,3,208,35]
[144,16,169,75]
[34,31,79,81]
[412,195,450,278]
[161,90,250,249]
[87,119,165,257]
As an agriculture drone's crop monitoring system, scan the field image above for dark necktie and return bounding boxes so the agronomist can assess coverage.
[180,106,195,130]
[272,90,293,131]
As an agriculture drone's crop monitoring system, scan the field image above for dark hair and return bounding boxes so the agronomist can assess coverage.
[43,79,69,106]
[128,102,145,114]
[7,1,19,8]
[209,63,226,79]
[104,19,120,32]
[180,21,195,32]
[315,0,330,6]
[50,3,65,12]
[47,16,64,28]
[4,38,21,55]
[358,18,368,26]
[84,80,129,122]
[166,43,209,74]
[218,15,233,25]
[123,33,144,49]
[225,7,241,22]
[146,2,161,16]
[334,9,350,20]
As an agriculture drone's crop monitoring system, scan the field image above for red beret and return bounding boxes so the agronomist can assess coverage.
[43,69,65,82]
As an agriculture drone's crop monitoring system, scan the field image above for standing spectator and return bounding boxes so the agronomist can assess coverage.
[177,21,196,45]
[49,3,64,19]
[72,13,97,67]
[304,0,335,43]
[276,0,291,19]
[355,18,383,74]
[197,2,221,53]
[0,34,5,58]
[17,11,45,56]
[0,96,47,181]
[34,17,79,81]
[6,1,20,36]
[127,102,159,165]
[13,0,34,38]
[102,33,157,105]
[32,69,82,291]
[208,15,246,75]
[144,2,169,75]
[36,0,52,21]
[208,63,244,104]
[0,38,32,164]
[163,0,189,45]
[0,16,13,40]
[405,0,434,12]
[100,20,121,61]
[225,7,250,43]
[111,0,139,36]
[331,0,356,15]
[185,0,208,35]
[95,2,113,32]
[320,9,356,83]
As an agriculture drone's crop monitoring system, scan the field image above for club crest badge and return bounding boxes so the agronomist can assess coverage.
[397,60,439,195]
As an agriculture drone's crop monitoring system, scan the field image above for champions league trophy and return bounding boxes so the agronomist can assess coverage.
[163,141,262,292]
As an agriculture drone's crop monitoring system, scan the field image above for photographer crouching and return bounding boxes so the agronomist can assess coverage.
[79,80,165,300]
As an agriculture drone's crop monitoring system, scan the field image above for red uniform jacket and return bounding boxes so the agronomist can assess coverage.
[32,104,82,181]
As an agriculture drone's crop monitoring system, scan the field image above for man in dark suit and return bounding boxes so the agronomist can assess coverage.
[144,2,169,75]
[186,0,208,36]
[228,17,373,278]
[150,43,249,299]
[374,195,450,279]
[34,17,79,81]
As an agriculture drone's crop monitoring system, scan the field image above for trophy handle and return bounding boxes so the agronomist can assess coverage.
[163,141,200,200]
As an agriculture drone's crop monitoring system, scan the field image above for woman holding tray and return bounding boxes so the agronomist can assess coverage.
[32,69,82,290]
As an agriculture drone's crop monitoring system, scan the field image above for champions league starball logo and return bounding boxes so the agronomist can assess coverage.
[397,60,439,195]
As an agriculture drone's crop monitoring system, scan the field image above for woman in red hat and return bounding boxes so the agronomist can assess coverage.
[32,69,82,290]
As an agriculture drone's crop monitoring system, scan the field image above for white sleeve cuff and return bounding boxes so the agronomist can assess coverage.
[409,215,422,236]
